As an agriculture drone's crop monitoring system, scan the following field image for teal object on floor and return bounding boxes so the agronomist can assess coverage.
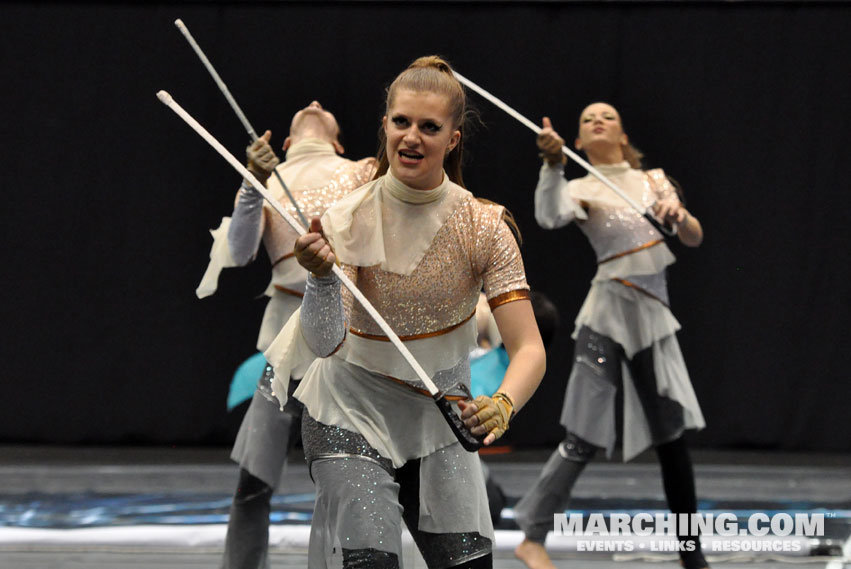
[227,352,267,411]
[470,346,509,398]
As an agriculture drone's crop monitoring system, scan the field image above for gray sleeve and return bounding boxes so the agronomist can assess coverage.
[534,163,587,229]
[227,181,264,265]
[300,273,346,357]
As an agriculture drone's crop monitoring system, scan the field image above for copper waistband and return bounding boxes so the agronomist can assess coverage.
[273,284,305,298]
[488,289,531,310]
[611,278,669,308]
[349,309,475,342]
[272,251,295,268]
[383,375,467,401]
[598,239,664,265]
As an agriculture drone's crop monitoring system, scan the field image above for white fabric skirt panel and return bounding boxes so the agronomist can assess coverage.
[295,357,464,469]
[230,390,296,488]
[572,279,682,358]
[256,291,302,353]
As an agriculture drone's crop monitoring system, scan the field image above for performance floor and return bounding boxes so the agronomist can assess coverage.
[0,445,848,569]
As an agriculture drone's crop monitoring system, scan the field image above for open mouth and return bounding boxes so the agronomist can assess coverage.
[398,149,424,164]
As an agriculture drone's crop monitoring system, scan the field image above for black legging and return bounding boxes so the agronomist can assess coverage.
[656,436,707,569]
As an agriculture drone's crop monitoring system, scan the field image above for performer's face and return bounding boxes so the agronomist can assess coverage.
[382,89,461,191]
[575,102,627,153]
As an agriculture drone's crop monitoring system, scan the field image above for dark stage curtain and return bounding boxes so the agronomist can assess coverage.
[1,2,848,452]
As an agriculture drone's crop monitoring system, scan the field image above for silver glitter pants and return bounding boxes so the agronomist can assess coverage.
[302,414,492,568]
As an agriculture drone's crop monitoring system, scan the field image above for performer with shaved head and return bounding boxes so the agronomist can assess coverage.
[197,100,375,569]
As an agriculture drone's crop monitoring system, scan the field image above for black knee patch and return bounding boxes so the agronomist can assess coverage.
[342,547,399,568]
[560,432,598,462]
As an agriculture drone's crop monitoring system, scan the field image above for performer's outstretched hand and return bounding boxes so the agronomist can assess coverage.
[294,217,336,277]
[459,392,515,446]
[246,130,280,185]
[536,117,567,166]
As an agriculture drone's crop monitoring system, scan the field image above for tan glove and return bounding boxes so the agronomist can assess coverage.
[472,392,515,443]
[246,130,280,185]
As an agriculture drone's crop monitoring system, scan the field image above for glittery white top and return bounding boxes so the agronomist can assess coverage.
[285,174,528,469]
[537,162,681,302]
[262,140,377,274]
[536,161,677,261]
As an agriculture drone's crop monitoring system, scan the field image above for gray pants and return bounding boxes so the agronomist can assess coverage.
[222,370,302,569]
[513,434,595,543]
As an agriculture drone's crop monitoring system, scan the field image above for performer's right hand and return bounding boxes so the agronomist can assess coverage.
[295,217,336,277]
[537,117,566,166]
[246,130,280,185]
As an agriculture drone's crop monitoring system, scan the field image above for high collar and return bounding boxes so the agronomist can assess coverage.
[284,139,336,161]
[384,169,449,204]
[590,161,631,176]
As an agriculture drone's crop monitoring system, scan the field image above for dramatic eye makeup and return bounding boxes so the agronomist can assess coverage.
[421,121,442,133]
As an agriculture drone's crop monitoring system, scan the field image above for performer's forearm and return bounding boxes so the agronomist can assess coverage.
[228,182,265,264]
[497,342,546,414]
[677,211,703,247]
[300,273,346,356]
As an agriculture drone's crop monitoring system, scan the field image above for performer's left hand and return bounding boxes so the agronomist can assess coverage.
[653,197,689,226]
[459,393,514,446]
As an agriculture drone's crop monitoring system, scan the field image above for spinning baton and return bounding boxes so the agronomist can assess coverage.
[453,71,676,237]
[174,18,308,229]
[157,91,485,452]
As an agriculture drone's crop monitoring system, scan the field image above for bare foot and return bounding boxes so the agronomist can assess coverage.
[514,539,556,569]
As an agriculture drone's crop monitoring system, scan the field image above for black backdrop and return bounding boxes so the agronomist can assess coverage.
[2,2,849,452]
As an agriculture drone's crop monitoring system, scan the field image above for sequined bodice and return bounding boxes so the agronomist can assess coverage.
[345,197,526,336]
[263,156,375,265]
[570,166,674,262]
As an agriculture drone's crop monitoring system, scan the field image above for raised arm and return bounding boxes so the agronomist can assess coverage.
[534,117,587,229]
[227,130,277,264]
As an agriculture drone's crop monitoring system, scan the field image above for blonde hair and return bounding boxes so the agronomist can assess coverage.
[622,142,644,170]
[374,55,469,187]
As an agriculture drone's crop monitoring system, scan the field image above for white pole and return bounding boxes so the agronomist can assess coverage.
[174,19,257,140]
